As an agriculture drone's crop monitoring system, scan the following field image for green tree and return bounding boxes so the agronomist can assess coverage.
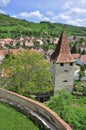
[71,43,77,54]
[47,90,86,130]
[79,65,85,80]
[0,51,53,97]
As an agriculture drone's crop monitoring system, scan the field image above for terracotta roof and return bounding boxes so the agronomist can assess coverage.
[0,49,8,56]
[81,55,86,62]
[9,49,20,55]
[72,53,80,59]
[51,30,75,63]
[4,38,13,43]
[9,48,25,55]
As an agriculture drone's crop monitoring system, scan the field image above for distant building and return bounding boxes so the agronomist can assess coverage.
[50,30,75,95]
[0,49,9,63]
[75,55,86,66]
[72,53,80,60]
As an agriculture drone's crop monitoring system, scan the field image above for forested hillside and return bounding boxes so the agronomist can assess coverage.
[0,14,86,38]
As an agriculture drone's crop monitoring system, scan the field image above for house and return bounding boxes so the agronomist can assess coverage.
[72,54,86,80]
[34,38,44,45]
[75,55,86,66]
[79,45,86,52]
[0,39,6,48]
[50,30,75,95]
[0,49,9,63]
[72,53,80,60]
[24,37,34,48]
[50,37,59,44]
[9,49,23,55]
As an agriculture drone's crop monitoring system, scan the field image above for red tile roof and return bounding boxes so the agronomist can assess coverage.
[9,49,20,55]
[51,30,75,63]
[4,38,13,43]
[0,49,8,56]
[81,55,86,62]
[72,53,80,59]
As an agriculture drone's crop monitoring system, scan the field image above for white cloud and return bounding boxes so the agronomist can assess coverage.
[0,9,5,14]
[46,11,54,16]
[20,10,50,21]
[75,18,86,26]
[65,19,81,26]
[40,16,50,21]
[11,15,17,18]
[70,8,86,14]
[63,0,72,9]
[78,0,86,4]
[20,10,43,19]
[52,14,71,21]
[65,18,86,27]
[0,0,10,6]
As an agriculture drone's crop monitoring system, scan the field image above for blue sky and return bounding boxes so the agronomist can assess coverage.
[0,0,86,27]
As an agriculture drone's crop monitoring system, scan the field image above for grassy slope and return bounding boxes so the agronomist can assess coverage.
[0,102,39,130]
[0,14,86,38]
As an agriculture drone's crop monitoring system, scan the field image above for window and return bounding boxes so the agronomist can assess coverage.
[64,70,68,72]
[60,63,64,66]
[70,63,73,66]
[63,80,68,82]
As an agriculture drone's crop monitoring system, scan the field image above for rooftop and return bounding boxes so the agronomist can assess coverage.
[51,30,75,63]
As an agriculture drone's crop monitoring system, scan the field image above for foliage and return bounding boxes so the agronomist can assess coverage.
[41,44,56,51]
[71,43,78,54]
[78,66,85,80]
[0,50,53,96]
[0,102,39,130]
[47,90,86,130]
[73,81,86,94]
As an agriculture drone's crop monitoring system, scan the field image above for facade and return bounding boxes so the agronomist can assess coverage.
[50,30,75,95]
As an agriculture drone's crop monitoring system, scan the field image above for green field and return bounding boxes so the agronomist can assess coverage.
[0,102,40,130]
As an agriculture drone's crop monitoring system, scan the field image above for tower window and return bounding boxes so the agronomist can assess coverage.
[63,80,68,82]
[60,63,64,66]
[64,70,68,72]
[70,63,73,66]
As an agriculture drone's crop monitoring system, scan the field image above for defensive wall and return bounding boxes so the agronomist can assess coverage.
[0,88,72,130]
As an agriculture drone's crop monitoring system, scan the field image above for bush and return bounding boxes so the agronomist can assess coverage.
[47,90,86,130]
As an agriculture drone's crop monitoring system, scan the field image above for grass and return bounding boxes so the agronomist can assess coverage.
[0,102,40,130]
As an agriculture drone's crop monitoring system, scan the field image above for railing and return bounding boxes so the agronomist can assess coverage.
[0,88,72,130]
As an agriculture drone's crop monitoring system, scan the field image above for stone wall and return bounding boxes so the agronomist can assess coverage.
[54,63,75,95]
[0,88,72,130]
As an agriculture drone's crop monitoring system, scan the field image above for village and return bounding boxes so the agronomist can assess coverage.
[0,34,86,82]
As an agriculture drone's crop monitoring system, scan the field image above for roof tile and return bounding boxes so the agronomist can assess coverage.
[51,30,75,63]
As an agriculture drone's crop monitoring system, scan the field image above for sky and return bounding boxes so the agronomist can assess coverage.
[0,0,86,27]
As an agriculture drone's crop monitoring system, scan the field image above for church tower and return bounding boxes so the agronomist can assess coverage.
[50,30,75,95]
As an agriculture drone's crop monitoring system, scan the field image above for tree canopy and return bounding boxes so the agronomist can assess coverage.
[0,50,53,97]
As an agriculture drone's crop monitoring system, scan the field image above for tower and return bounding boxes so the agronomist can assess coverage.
[50,30,75,95]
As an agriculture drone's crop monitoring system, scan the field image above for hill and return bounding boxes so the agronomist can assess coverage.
[0,14,86,38]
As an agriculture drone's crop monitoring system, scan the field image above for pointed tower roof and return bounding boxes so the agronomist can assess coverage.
[51,30,75,63]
